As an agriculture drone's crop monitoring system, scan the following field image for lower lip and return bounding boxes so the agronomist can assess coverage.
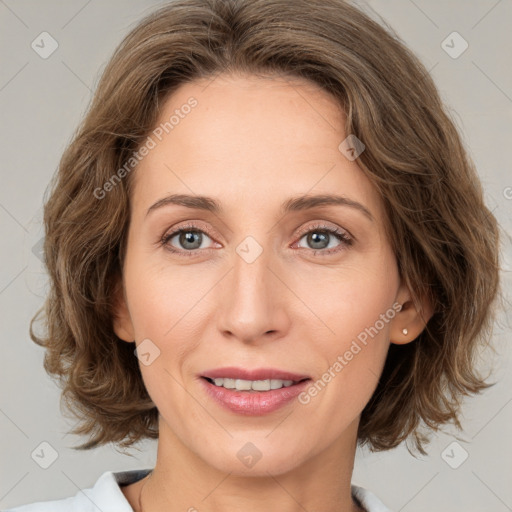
[200,377,311,415]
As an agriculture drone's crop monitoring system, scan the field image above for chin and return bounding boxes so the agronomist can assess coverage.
[195,434,310,477]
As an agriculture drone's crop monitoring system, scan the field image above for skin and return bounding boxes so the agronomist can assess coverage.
[114,73,432,512]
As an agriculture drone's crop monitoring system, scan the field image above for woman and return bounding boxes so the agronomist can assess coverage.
[6,0,501,511]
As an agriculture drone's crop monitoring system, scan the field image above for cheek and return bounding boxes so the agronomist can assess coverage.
[123,253,222,403]
[298,249,399,345]
[124,262,204,414]
[295,252,398,410]
[124,253,210,339]
[297,295,393,436]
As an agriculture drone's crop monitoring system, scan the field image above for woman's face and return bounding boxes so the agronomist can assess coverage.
[115,73,411,476]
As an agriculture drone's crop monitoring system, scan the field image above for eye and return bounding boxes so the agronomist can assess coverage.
[295,223,353,255]
[160,221,353,257]
[161,223,217,256]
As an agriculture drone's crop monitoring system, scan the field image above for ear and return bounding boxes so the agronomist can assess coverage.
[389,279,434,345]
[112,276,135,343]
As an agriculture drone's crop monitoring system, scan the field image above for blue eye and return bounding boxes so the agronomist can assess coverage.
[160,222,353,257]
[161,226,214,255]
[296,225,353,255]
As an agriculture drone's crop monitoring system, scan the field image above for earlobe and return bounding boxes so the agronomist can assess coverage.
[112,278,135,343]
[390,282,434,345]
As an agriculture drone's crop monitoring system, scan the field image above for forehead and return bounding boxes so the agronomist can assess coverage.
[130,73,385,225]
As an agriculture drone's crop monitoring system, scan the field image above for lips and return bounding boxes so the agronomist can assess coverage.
[199,367,312,415]
[201,367,310,382]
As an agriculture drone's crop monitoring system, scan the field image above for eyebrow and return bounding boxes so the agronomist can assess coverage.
[146,193,374,222]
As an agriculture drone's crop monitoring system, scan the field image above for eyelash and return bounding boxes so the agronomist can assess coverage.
[160,222,353,257]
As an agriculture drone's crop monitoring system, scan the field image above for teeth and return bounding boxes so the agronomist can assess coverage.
[210,378,295,391]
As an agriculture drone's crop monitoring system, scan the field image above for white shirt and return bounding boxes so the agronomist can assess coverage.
[3,469,392,512]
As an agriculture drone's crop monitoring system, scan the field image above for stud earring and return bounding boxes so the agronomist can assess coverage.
[402,328,408,335]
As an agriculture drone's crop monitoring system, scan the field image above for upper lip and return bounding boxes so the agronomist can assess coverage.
[201,367,311,382]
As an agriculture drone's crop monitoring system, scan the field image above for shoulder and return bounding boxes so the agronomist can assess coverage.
[351,484,393,512]
[2,495,76,512]
[2,469,152,512]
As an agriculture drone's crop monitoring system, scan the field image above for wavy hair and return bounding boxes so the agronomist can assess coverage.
[31,0,502,454]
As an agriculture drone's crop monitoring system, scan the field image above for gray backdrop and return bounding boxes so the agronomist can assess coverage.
[1,1,511,510]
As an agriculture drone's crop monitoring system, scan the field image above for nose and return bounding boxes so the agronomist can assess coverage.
[216,242,291,345]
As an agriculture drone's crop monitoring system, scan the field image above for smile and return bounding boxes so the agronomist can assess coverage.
[199,367,312,415]
[204,377,299,391]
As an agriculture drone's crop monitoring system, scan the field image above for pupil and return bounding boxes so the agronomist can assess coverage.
[180,231,201,249]
[309,231,328,249]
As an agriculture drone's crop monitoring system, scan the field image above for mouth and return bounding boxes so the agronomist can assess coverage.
[201,376,309,392]
[199,367,312,415]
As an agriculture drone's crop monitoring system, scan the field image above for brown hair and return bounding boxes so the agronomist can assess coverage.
[31,0,502,454]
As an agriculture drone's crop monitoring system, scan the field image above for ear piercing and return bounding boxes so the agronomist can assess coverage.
[402,328,408,335]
